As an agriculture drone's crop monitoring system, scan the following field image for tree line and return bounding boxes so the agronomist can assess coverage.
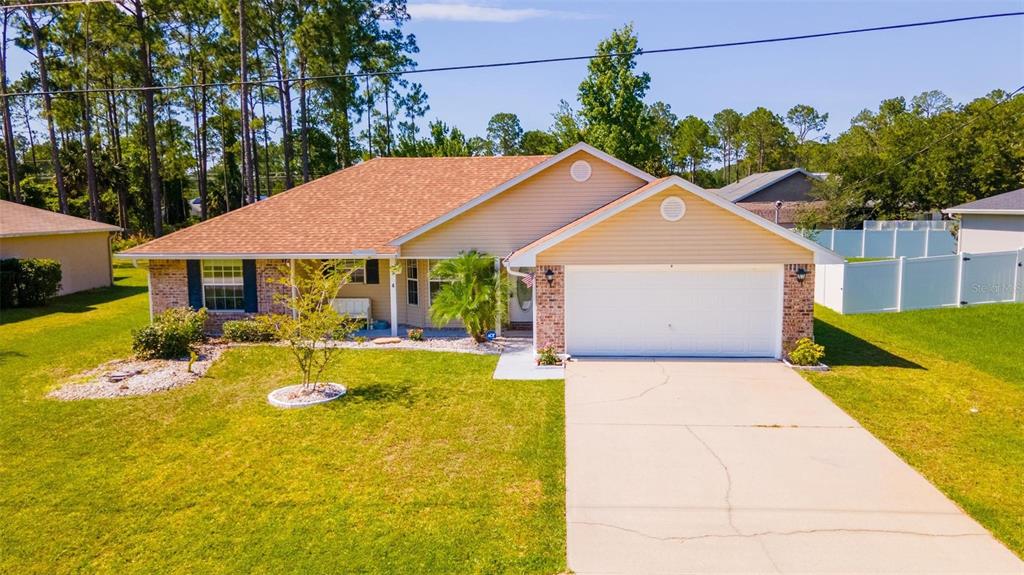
[2,12,1021,236]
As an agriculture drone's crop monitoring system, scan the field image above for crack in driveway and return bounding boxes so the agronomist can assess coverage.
[571,362,673,406]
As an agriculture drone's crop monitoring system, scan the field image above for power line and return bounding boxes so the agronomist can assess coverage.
[4,0,117,9]
[2,11,1022,98]
[841,83,1024,194]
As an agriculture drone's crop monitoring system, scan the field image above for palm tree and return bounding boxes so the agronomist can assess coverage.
[429,251,510,343]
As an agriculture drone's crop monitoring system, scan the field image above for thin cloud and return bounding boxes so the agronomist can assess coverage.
[407,3,590,23]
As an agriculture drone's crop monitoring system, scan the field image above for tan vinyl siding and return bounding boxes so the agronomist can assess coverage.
[0,231,113,295]
[537,186,813,265]
[401,151,646,257]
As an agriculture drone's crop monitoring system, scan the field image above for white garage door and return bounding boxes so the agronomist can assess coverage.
[565,265,783,357]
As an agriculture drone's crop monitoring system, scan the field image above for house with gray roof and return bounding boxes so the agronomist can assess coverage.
[943,188,1024,253]
[710,168,827,228]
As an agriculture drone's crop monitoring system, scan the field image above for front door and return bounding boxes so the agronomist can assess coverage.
[510,269,534,324]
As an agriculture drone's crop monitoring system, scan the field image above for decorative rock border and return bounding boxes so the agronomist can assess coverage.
[267,383,347,408]
[782,359,830,372]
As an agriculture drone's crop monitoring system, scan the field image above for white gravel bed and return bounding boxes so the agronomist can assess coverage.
[329,335,531,355]
[48,345,224,401]
[268,383,347,408]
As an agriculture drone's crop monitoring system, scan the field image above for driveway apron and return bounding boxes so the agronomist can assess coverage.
[565,359,1022,574]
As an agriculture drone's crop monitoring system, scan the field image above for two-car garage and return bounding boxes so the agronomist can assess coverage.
[563,264,783,358]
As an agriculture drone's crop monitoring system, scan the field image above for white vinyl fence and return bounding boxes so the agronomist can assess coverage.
[808,227,957,259]
[863,220,952,231]
[815,249,1024,314]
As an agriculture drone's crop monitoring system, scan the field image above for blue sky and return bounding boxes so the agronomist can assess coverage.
[401,0,1024,138]
[6,0,1024,142]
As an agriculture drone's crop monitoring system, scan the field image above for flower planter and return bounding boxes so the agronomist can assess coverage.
[268,383,347,408]
[782,359,830,372]
[535,353,570,368]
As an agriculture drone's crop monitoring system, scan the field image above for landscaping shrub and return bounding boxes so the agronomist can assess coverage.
[537,345,561,366]
[407,328,424,341]
[132,307,208,359]
[0,258,62,308]
[222,317,279,342]
[788,337,825,366]
[111,232,152,254]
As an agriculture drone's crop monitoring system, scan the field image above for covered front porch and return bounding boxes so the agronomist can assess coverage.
[320,257,535,339]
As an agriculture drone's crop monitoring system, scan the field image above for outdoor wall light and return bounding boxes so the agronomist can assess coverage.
[544,268,555,287]
[794,267,808,284]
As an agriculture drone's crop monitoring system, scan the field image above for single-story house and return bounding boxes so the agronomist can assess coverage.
[943,188,1024,253]
[711,168,827,228]
[119,143,842,359]
[0,200,121,295]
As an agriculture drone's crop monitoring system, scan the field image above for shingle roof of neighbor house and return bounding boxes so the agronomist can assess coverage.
[711,168,825,203]
[943,188,1024,214]
[0,200,121,238]
[120,155,551,257]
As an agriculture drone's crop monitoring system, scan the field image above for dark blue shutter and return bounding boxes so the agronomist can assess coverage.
[365,259,379,284]
[186,260,203,309]
[242,260,258,312]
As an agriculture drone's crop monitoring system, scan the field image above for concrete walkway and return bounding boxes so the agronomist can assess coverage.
[565,359,1022,574]
[493,342,564,380]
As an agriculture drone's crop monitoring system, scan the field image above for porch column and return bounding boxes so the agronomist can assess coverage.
[494,257,502,337]
[289,259,297,319]
[389,257,398,337]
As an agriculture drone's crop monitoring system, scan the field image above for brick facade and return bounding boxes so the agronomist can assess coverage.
[782,263,815,353]
[534,265,565,353]
[148,259,290,334]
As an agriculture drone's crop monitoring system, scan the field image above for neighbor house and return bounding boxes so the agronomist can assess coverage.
[119,143,841,359]
[711,168,827,228]
[0,200,121,295]
[943,188,1024,253]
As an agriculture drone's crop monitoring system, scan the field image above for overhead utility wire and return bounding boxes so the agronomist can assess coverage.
[842,83,1024,192]
[2,11,1022,98]
[4,0,117,9]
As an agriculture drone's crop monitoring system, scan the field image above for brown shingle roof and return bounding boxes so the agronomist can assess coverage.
[122,155,550,257]
[0,200,121,238]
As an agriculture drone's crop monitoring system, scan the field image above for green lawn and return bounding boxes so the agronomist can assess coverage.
[0,265,565,574]
[805,304,1024,557]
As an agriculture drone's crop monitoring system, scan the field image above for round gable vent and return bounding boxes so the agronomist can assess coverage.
[660,196,686,221]
[570,160,592,182]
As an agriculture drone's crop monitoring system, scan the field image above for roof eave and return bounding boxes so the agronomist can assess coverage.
[115,250,397,260]
[0,227,121,239]
[943,208,1024,216]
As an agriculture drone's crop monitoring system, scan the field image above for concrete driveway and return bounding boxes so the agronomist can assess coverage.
[565,359,1022,574]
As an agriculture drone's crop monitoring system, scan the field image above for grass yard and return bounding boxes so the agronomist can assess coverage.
[805,303,1024,558]
[0,265,565,574]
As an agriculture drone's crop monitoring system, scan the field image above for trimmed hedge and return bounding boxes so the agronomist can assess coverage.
[0,258,62,308]
[132,307,208,359]
[222,317,279,342]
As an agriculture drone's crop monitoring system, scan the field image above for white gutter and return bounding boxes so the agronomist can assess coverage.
[114,251,392,260]
[942,209,1024,216]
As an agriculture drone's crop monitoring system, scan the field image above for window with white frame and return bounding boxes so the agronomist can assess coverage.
[202,259,244,311]
[344,260,366,283]
[326,260,365,283]
[428,262,451,303]
[406,260,419,305]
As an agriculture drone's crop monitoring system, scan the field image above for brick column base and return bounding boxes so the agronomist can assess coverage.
[782,263,815,353]
[534,265,565,353]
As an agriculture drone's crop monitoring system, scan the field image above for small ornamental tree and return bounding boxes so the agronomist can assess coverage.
[267,260,363,391]
[428,250,511,343]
